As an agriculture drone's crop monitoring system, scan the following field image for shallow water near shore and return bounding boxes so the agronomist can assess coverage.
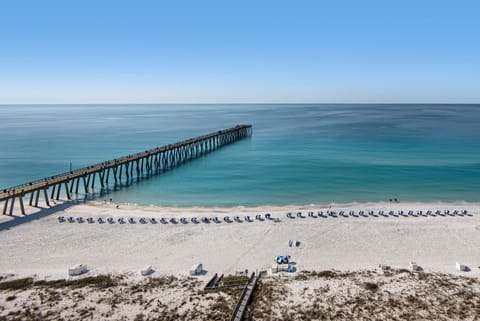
[1,104,480,206]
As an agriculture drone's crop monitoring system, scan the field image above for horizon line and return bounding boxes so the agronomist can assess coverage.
[0,102,479,106]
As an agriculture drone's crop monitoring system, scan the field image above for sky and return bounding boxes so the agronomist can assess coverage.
[0,0,479,104]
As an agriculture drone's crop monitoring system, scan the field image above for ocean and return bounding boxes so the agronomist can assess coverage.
[1,104,479,206]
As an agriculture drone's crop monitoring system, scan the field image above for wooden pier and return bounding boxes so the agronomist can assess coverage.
[1,125,252,215]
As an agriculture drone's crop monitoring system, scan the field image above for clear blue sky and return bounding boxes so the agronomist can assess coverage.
[0,0,479,103]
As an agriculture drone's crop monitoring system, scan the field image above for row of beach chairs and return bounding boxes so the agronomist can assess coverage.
[287,209,469,219]
[57,213,274,224]
[57,209,470,224]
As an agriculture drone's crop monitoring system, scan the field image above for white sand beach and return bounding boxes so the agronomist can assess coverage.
[1,201,480,320]
[0,201,479,279]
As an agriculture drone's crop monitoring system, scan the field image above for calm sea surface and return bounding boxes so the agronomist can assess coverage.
[1,104,479,206]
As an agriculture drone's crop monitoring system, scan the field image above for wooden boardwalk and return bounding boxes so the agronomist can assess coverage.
[1,125,252,215]
[230,273,259,321]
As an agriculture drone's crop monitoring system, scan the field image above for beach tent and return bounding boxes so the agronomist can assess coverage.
[68,264,87,276]
[456,262,468,271]
[190,263,203,276]
[408,261,419,271]
[140,265,153,276]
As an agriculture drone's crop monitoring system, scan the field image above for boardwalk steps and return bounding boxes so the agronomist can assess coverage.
[230,272,259,321]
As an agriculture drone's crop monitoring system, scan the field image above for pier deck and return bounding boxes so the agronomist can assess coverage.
[1,125,252,215]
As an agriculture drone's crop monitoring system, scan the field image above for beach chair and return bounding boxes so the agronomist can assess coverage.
[180,217,187,224]
[349,211,355,216]
[201,216,209,223]
[76,217,84,223]
[107,217,114,224]
[435,210,441,215]
[68,216,75,223]
[288,240,293,247]
[244,215,251,222]
[139,217,147,224]
[296,212,303,218]
[118,217,125,224]
[255,214,262,220]
[161,217,168,224]
[286,212,293,218]
[426,210,432,216]
[224,215,230,222]
[212,216,220,223]
[388,210,395,216]
[462,210,468,215]
[87,217,94,224]
[307,211,313,217]
[57,216,65,223]
[234,215,242,222]
[317,211,324,217]
[128,217,135,224]
[97,217,105,223]
[170,217,177,224]
[265,213,271,219]
[150,218,157,224]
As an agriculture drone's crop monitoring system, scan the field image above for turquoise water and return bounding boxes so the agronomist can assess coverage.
[1,104,479,206]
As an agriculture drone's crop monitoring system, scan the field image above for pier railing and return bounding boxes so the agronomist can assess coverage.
[1,124,252,215]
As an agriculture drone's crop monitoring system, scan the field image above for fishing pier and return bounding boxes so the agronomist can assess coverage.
[1,125,252,215]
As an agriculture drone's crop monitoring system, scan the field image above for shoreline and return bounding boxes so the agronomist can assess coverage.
[85,199,480,211]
